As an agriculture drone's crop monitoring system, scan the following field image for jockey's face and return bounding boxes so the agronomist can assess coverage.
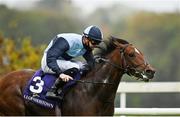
[83,36,97,50]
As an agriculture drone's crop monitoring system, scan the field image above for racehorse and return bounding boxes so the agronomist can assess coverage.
[0,36,155,116]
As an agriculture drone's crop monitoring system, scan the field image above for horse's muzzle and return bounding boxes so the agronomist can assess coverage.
[145,68,156,79]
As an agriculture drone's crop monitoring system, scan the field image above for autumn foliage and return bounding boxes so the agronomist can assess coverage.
[0,35,46,75]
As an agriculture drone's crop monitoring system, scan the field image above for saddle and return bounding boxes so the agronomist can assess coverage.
[23,69,81,109]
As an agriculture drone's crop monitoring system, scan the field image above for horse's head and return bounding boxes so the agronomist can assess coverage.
[97,36,155,82]
[110,36,155,82]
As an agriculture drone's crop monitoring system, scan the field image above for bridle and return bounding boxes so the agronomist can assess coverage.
[74,44,150,85]
[103,44,150,82]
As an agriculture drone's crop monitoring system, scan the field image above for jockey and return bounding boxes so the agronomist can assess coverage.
[41,25,103,100]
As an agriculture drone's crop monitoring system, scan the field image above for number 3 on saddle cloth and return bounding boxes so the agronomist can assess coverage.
[23,69,80,109]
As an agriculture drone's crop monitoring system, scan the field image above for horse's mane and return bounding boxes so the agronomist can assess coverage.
[94,36,129,56]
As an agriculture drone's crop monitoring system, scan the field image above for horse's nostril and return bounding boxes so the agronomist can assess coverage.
[146,70,151,73]
[146,69,155,75]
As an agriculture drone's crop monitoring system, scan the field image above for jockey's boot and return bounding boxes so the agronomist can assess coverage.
[46,78,64,100]
[46,68,78,100]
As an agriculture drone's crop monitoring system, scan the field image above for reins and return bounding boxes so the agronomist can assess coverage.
[72,79,114,85]
[72,45,129,85]
[72,56,125,85]
[99,58,125,70]
[72,54,126,85]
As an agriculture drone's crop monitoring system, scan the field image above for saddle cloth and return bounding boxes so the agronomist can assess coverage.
[23,69,80,109]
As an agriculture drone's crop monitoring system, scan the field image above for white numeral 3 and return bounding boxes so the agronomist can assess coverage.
[29,76,44,93]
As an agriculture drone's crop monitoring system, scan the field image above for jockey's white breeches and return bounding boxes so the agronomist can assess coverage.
[41,53,85,74]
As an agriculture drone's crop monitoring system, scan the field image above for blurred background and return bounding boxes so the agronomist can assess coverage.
[0,0,180,109]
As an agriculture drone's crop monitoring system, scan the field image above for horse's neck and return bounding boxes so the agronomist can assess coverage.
[96,63,123,99]
[84,52,124,101]
[98,50,124,88]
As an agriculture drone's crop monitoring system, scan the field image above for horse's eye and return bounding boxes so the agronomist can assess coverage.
[129,53,135,57]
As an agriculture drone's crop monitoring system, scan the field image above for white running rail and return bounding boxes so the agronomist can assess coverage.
[114,82,180,116]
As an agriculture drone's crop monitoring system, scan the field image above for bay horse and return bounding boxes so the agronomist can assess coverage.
[0,36,155,116]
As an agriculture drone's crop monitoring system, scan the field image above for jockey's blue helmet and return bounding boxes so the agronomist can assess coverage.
[83,25,103,44]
